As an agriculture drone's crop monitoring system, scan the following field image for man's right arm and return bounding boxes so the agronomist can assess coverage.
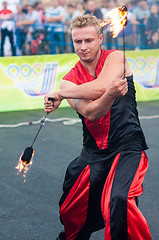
[44,77,128,121]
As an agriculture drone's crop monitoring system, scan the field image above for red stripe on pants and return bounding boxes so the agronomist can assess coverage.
[101,151,151,240]
[60,165,90,240]
[127,151,151,240]
[101,153,120,240]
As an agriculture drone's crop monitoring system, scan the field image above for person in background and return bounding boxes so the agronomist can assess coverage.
[64,4,82,24]
[85,0,103,22]
[19,4,43,55]
[147,31,159,49]
[64,4,82,53]
[45,0,65,54]
[146,4,159,40]
[131,0,150,49]
[0,1,16,56]
[21,0,29,14]
[15,4,27,54]
[76,2,85,15]
[34,1,45,24]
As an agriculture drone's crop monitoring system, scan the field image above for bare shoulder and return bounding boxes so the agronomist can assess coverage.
[60,79,77,89]
[105,50,124,64]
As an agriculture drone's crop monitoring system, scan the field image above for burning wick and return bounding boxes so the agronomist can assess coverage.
[99,6,128,78]
[99,6,128,38]
[15,147,34,182]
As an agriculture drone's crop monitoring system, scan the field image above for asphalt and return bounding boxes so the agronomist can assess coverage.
[0,101,159,240]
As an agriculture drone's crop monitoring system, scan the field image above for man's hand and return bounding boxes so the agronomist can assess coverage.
[44,92,62,114]
[107,77,128,98]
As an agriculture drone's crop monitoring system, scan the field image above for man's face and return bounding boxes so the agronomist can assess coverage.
[87,1,96,13]
[151,5,158,15]
[27,5,33,13]
[3,1,7,9]
[72,26,103,63]
[138,1,148,10]
[52,0,59,8]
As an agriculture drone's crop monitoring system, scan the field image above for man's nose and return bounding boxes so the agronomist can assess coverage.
[81,41,87,50]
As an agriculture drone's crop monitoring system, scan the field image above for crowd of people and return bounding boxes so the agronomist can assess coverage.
[0,0,158,56]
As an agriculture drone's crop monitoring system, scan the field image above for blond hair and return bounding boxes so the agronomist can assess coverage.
[70,14,102,36]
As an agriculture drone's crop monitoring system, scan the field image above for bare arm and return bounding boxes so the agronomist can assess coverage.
[46,15,64,23]
[44,77,128,121]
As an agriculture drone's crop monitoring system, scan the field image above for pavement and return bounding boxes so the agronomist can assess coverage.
[0,101,159,240]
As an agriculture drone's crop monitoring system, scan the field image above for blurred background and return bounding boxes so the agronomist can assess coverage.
[0,0,158,56]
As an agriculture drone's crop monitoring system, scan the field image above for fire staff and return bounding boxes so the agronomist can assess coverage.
[44,14,151,240]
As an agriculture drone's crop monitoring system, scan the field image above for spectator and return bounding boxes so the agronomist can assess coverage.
[85,0,103,22]
[131,0,150,49]
[45,0,65,54]
[76,2,85,15]
[22,0,29,14]
[146,4,159,38]
[64,4,82,53]
[64,4,82,24]
[0,1,16,56]
[20,4,43,55]
[34,1,45,24]
[15,4,27,53]
[147,31,159,49]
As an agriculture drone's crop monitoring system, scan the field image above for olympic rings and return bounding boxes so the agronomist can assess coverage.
[7,64,20,78]
[32,63,45,76]
[136,57,146,71]
[7,63,45,83]
[21,64,32,78]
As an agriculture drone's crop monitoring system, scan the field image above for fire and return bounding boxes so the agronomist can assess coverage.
[99,6,128,38]
[15,151,34,182]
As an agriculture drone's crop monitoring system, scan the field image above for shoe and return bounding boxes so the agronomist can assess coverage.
[56,230,66,240]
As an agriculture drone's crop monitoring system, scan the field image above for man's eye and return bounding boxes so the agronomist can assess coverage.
[75,40,81,44]
[86,39,92,42]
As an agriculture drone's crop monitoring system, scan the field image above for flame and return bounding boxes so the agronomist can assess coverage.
[99,6,128,38]
[15,151,34,182]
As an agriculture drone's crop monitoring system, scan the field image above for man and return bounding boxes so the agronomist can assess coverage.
[0,1,16,56]
[15,5,27,53]
[44,15,151,240]
[45,0,66,54]
[18,4,43,55]
[131,0,150,49]
[84,0,103,22]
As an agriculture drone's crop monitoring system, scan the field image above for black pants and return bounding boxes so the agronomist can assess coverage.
[58,147,151,240]
[1,28,16,56]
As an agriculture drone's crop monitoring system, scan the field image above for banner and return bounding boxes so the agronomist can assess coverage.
[0,49,159,112]
[126,49,159,101]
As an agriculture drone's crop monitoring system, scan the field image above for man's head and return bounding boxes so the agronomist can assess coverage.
[67,4,75,16]
[51,0,59,9]
[16,4,23,13]
[70,15,103,63]
[137,0,148,10]
[3,1,8,9]
[150,4,158,15]
[86,0,97,13]
[71,14,101,36]
[27,4,34,13]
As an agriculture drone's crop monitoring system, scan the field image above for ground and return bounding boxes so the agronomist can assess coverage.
[0,101,158,239]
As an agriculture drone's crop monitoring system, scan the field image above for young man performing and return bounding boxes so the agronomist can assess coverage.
[44,15,151,240]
